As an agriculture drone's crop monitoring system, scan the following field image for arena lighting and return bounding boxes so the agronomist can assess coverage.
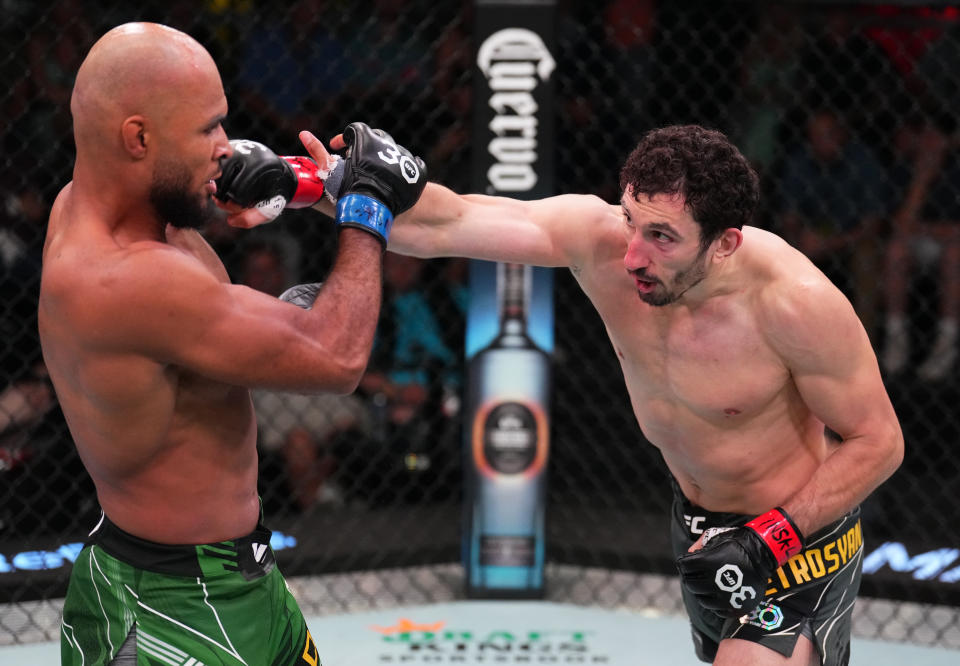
[862,543,960,582]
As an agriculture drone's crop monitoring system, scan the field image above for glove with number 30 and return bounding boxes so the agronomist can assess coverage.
[676,508,805,617]
[334,122,427,246]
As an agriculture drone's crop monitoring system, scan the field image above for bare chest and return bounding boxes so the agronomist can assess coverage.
[580,272,788,425]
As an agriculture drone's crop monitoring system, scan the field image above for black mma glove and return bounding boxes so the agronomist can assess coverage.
[215,139,341,224]
[676,508,805,618]
[335,122,427,247]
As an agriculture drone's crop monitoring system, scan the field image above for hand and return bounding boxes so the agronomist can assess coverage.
[332,122,427,246]
[676,508,804,618]
[215,135,337,228]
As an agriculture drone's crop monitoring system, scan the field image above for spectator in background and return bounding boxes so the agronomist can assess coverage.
[360,254,461,478]
[0,162,72,534]
[881,118,960,381]
[728,4,802,179]
[339,0,429,126]
[779,108,889,339]
[236,240,371,512]
[1,161,49,396]
[423,14,473,193]
[791,7,905,152]
[13,0,94,197]
[232,0,349,149]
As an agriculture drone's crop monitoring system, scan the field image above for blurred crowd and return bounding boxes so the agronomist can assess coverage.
[1,0,959,533]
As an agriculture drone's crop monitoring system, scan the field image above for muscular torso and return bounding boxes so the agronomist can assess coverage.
[574,210,834,514]
[38,186,260,544]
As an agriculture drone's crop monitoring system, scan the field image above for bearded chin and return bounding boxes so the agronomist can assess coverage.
[149,165,217,230]
[639,250,709,306]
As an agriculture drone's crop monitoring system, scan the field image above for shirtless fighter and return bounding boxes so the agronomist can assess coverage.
[39,23,424,665]
[223,124,903,665]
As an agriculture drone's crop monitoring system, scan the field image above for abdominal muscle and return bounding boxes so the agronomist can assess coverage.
[637,392,832,515]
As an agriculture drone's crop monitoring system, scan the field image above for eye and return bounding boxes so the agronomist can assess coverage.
[647,230,674,243]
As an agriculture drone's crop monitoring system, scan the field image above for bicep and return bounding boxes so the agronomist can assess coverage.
[776,287,895,441]
[91,256,349,392]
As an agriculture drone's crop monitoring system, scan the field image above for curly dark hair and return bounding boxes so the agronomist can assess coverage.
[619,125,760,251]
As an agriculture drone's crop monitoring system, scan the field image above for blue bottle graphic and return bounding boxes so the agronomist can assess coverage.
[465,263,550,597]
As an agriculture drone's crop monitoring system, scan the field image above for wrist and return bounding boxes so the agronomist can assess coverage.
[745,507,805,567]
[335,193,393,246]
[281,156,326,207]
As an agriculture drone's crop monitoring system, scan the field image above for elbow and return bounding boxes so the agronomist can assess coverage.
[874,418,905,484]
[327,353,368,395]
[885,423,905,479]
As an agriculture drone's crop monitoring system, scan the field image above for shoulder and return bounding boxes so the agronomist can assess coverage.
[46,236,224,345]
[540,194,623,269]
[745,229,863,361]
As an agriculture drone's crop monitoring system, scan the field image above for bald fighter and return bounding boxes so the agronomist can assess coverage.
[228,124,902,665]
[40,23,425,665]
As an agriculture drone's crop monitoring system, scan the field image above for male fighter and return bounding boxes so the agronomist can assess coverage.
[39,23,425,665]
[222,124,902,665]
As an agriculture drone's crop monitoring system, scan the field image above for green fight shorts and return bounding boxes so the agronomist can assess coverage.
[61,512,320,665]
[671,481,863,666]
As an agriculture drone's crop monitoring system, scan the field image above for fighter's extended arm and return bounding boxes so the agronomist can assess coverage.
[389,183,611,268]
[764,276,904,536]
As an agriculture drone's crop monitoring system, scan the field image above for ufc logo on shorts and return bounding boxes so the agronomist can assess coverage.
[377,142,421,184]
[715,563,756,609]
[684,513,706,536]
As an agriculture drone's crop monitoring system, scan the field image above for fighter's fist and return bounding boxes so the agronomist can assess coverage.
[334,122,427,246]
[215,139,330,224]
[676,508,804,618]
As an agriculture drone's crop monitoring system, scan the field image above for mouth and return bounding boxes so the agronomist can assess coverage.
[633,274,660,293]
[205,178,218,196]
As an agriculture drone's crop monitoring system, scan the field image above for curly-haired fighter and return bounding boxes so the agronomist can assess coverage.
[40,22,425,666]
[384,125,903,665]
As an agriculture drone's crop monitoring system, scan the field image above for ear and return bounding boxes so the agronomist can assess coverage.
[120,116,148,159]
[712,228,743,262]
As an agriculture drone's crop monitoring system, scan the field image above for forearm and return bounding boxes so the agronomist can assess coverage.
[781,426,903,536]
[390,183,571,266]
[303,230,383,391]
[390,183,502,257]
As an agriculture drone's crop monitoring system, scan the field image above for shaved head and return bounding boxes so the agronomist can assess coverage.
[71,23,222,158]
[68,23,231,233]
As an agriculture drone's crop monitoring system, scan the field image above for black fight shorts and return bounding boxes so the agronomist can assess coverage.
[671,484,863,665]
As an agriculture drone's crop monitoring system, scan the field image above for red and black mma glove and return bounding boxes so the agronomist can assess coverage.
[676,508,805,618]
[335,121,427,247]
[215,139,336,221]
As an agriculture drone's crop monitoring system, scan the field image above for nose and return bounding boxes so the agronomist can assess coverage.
[215,128,232,162]
[624,233,651,273]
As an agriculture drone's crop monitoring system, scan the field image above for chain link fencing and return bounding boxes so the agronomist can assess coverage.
[1,0,959,650]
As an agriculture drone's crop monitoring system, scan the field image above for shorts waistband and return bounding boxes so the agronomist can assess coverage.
[670,476,861,542]
[89,512,276,580]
